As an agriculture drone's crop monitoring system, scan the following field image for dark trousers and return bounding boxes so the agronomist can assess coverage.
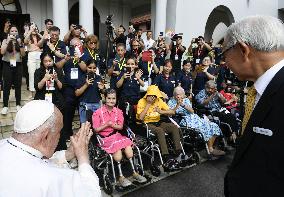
[2,61,22,107]
[22,52,29,89]
[0,59,3,89]
[148,122,182,155]
[61,86,78,144]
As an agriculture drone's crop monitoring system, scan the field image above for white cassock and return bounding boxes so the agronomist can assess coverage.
[0,137,101,197]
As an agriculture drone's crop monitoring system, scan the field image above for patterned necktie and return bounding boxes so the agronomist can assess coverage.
[241,86,257,135]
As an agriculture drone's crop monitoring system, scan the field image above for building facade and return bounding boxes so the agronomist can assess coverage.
[1,0,283,47]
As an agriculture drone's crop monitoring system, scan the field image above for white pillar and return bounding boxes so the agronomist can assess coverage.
[52,0,69,39]
[79,0,94,35]
[154,0,167,39]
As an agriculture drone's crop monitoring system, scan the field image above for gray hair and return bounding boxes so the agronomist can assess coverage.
[173,86,186,97]
[224,15,284,52]
[205,80,217,88]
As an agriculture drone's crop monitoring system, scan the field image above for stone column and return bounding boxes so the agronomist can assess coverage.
[154,0,167,39]
[52,0,69,39]
[79,0,94,34]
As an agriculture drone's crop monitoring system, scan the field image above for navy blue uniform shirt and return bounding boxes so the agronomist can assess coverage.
[76,73,102,103]
[153,74,176,98]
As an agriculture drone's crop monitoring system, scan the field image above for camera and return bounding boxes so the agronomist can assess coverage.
[105,14,114,39]
[47,67,54,74]
[73,24,82,30]
[105,15,113,26]
[171,33,183,41]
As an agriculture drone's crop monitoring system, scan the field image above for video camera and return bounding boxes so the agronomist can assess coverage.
[105,14,114,39]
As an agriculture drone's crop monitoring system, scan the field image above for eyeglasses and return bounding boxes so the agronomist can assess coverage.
[132,45,139,47]
[89,42,97,45]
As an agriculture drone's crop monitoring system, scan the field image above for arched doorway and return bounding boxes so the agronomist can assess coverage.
[204,5,234,44]
[69,2,100,37]
[0,0,30,34]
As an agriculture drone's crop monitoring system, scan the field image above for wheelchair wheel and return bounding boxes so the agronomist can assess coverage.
[150,164,161,177]
[103,174,113,195]
[192,151,201,164]
[88,142,96,168]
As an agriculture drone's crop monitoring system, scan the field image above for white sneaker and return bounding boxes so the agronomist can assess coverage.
[1,107,9,115]
[16,105,21,112]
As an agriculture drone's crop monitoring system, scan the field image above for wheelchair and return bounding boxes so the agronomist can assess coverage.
[85,109,148,195]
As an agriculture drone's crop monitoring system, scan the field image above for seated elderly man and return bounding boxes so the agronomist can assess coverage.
[0,100,101,197]
[168,86,225,156]
[136,85,182,163]
[195,80,239,138]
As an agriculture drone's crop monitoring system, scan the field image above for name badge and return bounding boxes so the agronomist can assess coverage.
[71,68,79,79]
[45,93,52,103]
[46,79,55,91]
[10,58,16,67]
[196,59,200,64]
[175,54,179,60]
[253,127,273,136]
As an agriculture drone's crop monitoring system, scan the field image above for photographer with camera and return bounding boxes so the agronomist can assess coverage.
[24,22,43,98]
[188,36,212,68]
[38,26,67,69]
[126,25,136,52]
[80,34,105,76]
[127,39,142,59]
[63,24,87,46]
[34,52,64,111]
[155,37,168,70]
[169,34,186,75]
[138,47,160,92]
[75,59,105,123]
[114,25,127,46]
[134,29,145,50]
[40,19,53,36]
[1,25,25,115]
[116,56,144,109]
[192,56,216,95]
[107,43,127,89]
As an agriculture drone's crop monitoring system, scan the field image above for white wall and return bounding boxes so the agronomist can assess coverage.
[19,0,52,31]
[280,0,284,9]
[174,0,279,47]
[212,22,228,45]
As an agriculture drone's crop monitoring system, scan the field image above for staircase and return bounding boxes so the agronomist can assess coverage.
[0,80,81,140]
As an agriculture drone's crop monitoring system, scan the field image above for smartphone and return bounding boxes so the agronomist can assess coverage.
[126,67,131,73]
[142,51,152,62]
[87,72,95,81]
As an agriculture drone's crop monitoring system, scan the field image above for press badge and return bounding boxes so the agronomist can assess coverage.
[45,93,52,103]
[196,59,200,64]
[71,68,79,79]
[10,58,16,67]
[175,54,179,60]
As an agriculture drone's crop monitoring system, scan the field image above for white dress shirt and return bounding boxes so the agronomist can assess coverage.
[254,59,284,107]
[143,38,155,50]
[0,137,101,197]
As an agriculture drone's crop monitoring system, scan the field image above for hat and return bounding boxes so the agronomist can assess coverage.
[14,100,54,134]
[144,85,163,98]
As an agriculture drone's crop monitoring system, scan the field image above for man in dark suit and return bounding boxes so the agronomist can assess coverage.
[223,15,284,197]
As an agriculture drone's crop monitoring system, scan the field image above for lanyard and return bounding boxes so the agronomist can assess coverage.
[87,48,97,60]
[54,41,59,50]
[118,58,125,70]
[147,61,152,74]
[7,140,44,160]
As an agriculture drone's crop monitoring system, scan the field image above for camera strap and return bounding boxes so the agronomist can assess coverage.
[147,61,153,74]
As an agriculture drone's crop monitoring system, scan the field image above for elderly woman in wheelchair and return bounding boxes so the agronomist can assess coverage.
[168,86,225,156]
[92,89,147,188]
[136,85,184,165]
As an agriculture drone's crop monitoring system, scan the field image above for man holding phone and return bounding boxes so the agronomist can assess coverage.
[169,34,186,75]
[107,43,127,89]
